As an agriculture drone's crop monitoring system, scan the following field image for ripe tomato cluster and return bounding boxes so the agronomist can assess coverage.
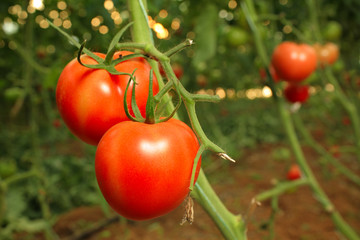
[270,41,339,104]
[56,52,201,220]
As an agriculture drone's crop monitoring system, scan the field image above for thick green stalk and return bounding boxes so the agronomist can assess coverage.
[192,170,246,240]
[126,0,246,239]
[242,0,360,239]
[305,0,322,42]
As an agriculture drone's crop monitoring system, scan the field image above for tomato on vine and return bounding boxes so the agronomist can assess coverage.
[287,164,301,181]
[95,118,201,220]
[56,51,159,145]
[313,42,339,67]
[283,83,310,103]
[271,42,317,82]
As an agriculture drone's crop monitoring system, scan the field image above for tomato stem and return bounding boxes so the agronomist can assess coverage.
[255,178,309,202]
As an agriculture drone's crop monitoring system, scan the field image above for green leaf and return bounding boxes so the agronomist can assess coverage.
[47,19,103,63]
[145,69,156,123]
[123,71,145,122]
[130,75,144,120]
[104,22,134,64]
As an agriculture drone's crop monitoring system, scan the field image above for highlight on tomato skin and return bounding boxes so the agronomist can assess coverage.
[283,83,310,104]
[56,51,159,146]
[95,118,201,221]
[271,41,317,83]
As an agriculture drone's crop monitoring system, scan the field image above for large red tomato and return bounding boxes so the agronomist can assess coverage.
[95,118,201,220]
[283,83,310,103]
[56,51,159,145]
[271,42,317,82]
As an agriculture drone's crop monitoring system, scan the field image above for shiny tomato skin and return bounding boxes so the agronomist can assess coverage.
[95,118,201,221]
[271,42,317,82]
[56,51,159,145]
[283,84,310,103]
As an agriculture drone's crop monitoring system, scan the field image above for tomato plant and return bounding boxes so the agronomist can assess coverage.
[95,118,201,220]
[287,164,301,181]
[56,51,159,145]
[271,42,317,82]
[313,42,339,66]
[283,83,310,103]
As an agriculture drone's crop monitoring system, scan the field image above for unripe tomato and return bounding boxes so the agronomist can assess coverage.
[271,42,317,82]
[322,21,342,41]
[56,51,159,145]
[283,83,310,103]
[313,42,339,66]
[287,164,301,181]
[95,118,201,220]
[226,27,250,46]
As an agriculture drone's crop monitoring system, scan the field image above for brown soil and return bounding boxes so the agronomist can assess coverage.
[18,144,360,240]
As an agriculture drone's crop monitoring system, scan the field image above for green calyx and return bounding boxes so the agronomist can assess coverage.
[123,69,181,124]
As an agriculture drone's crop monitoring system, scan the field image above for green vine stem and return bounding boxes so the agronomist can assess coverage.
[192,170,247,240]
[292,112,360,186]
[242,0,360,239]
[126,0,245,239]
[254,178,309,202]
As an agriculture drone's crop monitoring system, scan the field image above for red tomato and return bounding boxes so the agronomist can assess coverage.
[287,164,301,181]
[313,42,339,66]
[283,83,310,103]
[56,51,159,145]
[271,42,317,82]
[95,118,201,220]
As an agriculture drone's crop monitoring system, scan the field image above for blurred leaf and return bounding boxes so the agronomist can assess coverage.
[13,218,48,233]
[192,4,218,69]
[5,188,27,221]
